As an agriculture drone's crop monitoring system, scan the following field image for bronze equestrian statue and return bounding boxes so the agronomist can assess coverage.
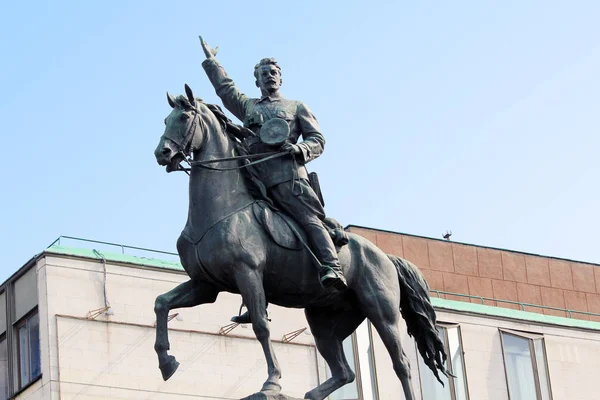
[200,37,347,299]
[152,37,448,400]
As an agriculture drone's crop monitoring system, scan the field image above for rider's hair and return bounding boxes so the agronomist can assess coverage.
[254,58,282,85]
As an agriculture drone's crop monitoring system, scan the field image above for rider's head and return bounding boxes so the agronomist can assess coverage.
[254,58,282,95]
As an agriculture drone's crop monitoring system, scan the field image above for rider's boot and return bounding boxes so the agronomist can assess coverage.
[319,263,348,291]
[230,306,270,324]
[306,224,348,291]
[231,312,252,324]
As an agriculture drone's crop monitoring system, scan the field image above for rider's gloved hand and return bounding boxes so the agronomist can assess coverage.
[282,143,301,155]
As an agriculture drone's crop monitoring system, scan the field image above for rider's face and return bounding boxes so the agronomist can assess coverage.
[256,65,281,94]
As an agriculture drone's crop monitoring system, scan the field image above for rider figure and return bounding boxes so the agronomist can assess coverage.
[199,37,348,301]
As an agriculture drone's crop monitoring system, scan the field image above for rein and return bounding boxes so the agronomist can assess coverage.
[188,151,288,171]
[167,101,289,173]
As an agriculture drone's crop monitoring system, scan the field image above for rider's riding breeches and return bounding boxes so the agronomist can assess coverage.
[268,179,340,268]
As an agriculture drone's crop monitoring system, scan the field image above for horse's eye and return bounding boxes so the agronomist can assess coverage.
[180,113,190,121]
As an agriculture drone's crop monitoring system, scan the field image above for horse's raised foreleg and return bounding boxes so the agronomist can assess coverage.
[303,306,364,400]
[235,269,282,394]
[154,279,218,380]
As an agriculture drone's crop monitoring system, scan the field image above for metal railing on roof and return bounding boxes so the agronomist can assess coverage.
[47,235,178,258]
[430,290,600,319]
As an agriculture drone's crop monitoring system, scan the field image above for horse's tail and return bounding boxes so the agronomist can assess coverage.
[388,254,451,385]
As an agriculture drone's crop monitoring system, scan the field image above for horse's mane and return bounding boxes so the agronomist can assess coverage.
[171,95,273,205]
[203,102,274,206]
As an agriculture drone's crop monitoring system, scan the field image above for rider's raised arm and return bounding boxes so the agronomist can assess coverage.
[202,58,251,123]
[295,102,325,164]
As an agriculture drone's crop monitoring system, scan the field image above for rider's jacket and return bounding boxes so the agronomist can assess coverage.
[202,58,325,188]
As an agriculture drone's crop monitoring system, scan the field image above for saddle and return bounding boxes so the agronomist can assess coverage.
[252,201,349,252]
[252,201,303,250]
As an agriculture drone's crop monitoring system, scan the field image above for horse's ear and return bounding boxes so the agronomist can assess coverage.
[184,84,196,106]
[166,92,176,108]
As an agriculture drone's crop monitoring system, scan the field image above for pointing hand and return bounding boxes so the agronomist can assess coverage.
[199,36,219,59]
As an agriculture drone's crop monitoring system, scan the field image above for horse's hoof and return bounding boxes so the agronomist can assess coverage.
[260,381,282,394]
[159,355,180,381]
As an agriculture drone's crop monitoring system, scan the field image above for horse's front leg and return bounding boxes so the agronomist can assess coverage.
[154,279,219,380]
[236,268,282,394]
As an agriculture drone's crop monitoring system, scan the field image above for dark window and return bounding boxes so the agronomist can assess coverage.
[16,312,40,388]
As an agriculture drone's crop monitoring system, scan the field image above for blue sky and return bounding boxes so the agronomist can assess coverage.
[1,1,599,282]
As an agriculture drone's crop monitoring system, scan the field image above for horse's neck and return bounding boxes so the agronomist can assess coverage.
[187,126,253,235]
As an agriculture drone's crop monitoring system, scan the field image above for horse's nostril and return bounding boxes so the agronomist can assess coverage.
[162,148,171,156]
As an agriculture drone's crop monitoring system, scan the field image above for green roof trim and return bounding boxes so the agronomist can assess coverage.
[432,297,600,331]
[45,245,184,272]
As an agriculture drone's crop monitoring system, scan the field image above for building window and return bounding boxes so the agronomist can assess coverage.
[325,322,379,400]
[0,337,7,400]
[500,329,552,400]
[418,324,469,400]
[16,312,41,388]
[354,321,378,400]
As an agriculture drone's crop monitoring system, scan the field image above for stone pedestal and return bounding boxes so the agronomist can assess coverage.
[240,393,304,400]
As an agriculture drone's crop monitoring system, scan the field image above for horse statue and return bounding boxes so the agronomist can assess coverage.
[153,84,448,400]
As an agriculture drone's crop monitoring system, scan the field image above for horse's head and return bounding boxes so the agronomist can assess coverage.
[155,84,216,172]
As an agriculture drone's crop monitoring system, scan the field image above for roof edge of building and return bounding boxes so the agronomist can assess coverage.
[43,245,185,272]
[345,224,600,268]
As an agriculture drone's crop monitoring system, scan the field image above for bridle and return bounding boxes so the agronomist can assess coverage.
[164,102,289,174]
[162,105,204,174]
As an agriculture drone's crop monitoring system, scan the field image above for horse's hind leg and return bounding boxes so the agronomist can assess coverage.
[303,307,364,400]
[360,292,417,400]
[154,279,218,380]
[371,317,416,400]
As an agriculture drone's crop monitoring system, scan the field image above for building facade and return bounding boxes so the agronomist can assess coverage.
[1,229,600,400]
[346,226,600,321]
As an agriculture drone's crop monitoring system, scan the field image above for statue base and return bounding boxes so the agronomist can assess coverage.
[240,393,304,400]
